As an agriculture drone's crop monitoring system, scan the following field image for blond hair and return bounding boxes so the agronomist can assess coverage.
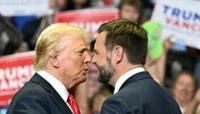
[34,23,89,70]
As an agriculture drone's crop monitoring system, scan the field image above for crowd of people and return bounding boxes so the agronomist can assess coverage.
[1,0,200,114]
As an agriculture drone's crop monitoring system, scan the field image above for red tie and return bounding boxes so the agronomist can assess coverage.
[67,93,81,114]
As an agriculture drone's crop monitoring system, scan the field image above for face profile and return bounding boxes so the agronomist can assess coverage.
[6,23,92,114]
[54,34,91,88]
[173,72,197,105]
[92,19,181,114]
[92,32,115,84]
[34,23,91,89]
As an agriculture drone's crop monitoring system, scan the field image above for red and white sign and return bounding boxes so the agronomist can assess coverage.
[54,8,119,38]
[0,51,35,106]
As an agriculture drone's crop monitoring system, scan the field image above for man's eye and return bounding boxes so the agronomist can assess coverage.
[78,49,87,56]
[79,52,83,56]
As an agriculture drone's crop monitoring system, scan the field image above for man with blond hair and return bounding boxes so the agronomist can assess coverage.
[6,23,91,114]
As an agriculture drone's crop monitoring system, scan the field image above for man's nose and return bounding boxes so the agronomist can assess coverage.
[84,52,92,63]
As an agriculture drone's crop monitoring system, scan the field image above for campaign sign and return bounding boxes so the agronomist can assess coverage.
[152,0,200,49]
[0,52,35,106]
[54,8,119,38]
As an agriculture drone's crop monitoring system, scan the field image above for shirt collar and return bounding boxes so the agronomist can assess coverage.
[37,70,68,102]
[114,67,145,94]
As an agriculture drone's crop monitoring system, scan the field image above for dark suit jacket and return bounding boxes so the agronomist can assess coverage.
[6,73,73,114]
[100,71,182,114]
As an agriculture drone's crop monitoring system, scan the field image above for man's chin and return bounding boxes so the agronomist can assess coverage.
[97,64,114,85]
[98,74,110,85]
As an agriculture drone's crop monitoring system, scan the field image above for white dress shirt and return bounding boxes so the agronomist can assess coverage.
[37,70,73,112]
[114,67,145,94]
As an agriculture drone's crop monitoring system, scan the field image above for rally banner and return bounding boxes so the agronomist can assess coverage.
[0,52,35,106]
[0,0,51,16]
[151,0,200,49]
[54,8,119,38]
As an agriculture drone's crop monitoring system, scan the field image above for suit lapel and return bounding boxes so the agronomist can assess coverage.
[119,71,152,91]
[30,73,73,114]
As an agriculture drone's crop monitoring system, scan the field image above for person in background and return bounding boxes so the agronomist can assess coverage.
[28,0,69,50]
[6,23,91,114]
[90,86,112,114]
[51,0,69,11]
[67,0,91,10]
[0,15,27,56]
[172,71,198,113]
[142,21,172,85]
[118,0,143,24]
[92,19,181,114]
[184,89,200,114]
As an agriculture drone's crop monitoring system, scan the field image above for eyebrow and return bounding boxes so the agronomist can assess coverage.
[76,47,89,53]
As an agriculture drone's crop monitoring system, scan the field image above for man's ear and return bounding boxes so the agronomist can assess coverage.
[112,45,124,64]
[48,52,60,68]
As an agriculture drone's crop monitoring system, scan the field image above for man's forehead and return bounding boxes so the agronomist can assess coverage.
[72,42,89,52]
[94,32,107,53]
[96,31,107,44]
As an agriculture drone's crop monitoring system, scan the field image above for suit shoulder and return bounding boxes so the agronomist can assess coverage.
[113,79,181,114]
[100,95,127,114]
[100,94,143,114]
[14,81,49,99]
[8,81,49,107]
[7,81,50,114]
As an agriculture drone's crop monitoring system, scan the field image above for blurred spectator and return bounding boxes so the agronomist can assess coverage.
[9,15,43,50]
[184,89,200,114]
[165,47,197,88]
[66,0,91,10]
[9,0,70,50]
[75,82,89,114]
[10,16,38,32]
[50,0,69,11]
[23,0,71,50]
[172,71,198,113]
[9,14,40,50]
[118,0,155,23]
[22,17,43,50]
[118,0,144,24]
[87,63,101,99]
[0,15,27,56]
[90,86,112,114]
[143,21,172,85]
[91,0,104,7]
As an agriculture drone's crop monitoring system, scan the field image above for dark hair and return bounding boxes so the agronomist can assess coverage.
[173,71,198,93]
[0,15,22,55]
[66,0,91,10]
[90,39,96,51]
[118,0,143,23]
[98,19,148,65]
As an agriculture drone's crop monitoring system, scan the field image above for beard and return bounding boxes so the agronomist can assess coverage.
[97,57,115,85]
